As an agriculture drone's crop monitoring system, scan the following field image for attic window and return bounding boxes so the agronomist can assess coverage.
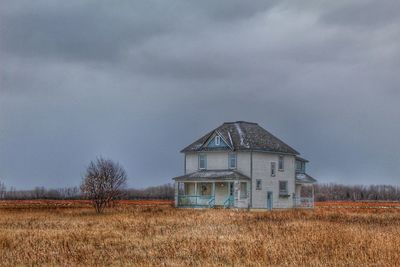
[215,136,221,145]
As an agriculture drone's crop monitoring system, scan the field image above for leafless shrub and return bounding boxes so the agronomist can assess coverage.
[80,157,127,213]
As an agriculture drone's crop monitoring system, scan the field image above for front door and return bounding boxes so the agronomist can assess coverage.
[266,191,273,210]
[215,182,229,205]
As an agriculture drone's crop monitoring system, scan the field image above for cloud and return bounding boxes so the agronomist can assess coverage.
[0,0,400,189]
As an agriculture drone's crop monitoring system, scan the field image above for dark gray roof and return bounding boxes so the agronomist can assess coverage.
[173,170,251,181]
[295,173,317,184]
[181,121,299,154]
[295,156,309,162]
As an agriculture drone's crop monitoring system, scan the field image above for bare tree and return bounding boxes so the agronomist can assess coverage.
[81,157,127,213]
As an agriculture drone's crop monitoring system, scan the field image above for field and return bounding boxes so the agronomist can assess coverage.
[0,201,399,266]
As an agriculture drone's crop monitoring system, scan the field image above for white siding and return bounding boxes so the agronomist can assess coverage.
[206,152,230,170]
[185,152,228,172]
[184,151,297,209]
[185,153,198,173]
[251,152,296,209]
[237,152,251,177]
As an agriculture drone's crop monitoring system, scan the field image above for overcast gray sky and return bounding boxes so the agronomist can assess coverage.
[1,0,400,189]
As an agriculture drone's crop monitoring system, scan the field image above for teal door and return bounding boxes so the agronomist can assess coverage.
[267,191,273,210]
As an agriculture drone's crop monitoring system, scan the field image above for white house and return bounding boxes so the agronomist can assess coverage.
[173,121,316,209]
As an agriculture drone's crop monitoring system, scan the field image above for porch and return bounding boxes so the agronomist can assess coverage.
[173,170,251,208]
[294,173,317,208]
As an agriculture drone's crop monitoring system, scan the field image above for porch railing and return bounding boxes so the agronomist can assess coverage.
[293,197,314,208]
[178,195,214,207]
[208,197,215,208]
[223,196,234,208]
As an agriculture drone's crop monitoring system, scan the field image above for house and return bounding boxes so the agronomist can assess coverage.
[172,121,316,209]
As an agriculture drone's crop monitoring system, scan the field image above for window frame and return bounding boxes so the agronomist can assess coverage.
[271,162,276,177]
[215,136,221,146]
[228,153,237,169]
[295,160,305,173]
[256,179,262,190]
[278,155,284,171]
[198,154,207,170]
[279,180,288,195]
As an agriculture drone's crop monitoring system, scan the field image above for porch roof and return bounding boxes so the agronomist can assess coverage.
[173,170,251,181]
[296,173,317,184]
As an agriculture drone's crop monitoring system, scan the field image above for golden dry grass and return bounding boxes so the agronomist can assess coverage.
[0,202,399,266]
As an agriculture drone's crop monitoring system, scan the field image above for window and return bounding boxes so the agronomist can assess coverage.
[271,162,276,177]
[198,154,207,169]
[240,182,247,199]
[279,181,288,195]
[215,136,221,145]
[278,155,284,171]
[256,179,262,190]
[296,160,305,173]
[228,153,237,169]
[296,160,302,172]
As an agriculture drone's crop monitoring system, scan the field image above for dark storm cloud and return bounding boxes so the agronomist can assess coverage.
[319,0,400,28]
[1,0,400,189]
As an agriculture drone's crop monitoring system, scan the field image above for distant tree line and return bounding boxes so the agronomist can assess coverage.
[314,183,400,201]
[0,183,175,200]
[1,180,400,202]
[0,186,81,200]
[124,184,174,200]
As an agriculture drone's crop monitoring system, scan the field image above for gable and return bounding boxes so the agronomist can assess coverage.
[206,135,229,148]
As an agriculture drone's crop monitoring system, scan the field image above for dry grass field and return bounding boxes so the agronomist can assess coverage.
[0,201,400,266]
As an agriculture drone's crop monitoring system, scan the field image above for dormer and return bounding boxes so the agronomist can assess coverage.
[205,133,229,149]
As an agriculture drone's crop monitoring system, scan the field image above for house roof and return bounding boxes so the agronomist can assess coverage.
[181,121,299,155]
[173,170,251,181]
[295,156,309,162]
[295,173,317,184]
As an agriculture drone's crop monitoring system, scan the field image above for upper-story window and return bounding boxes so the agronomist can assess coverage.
[296,160,306,173]
[278,155,284,171]
[228,153,237,169]
[215,136,221,146]
[271,162,276,177]
[198,154,207,170]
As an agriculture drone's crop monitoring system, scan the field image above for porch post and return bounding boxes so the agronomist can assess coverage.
[212,182,215,197]
[312,184,315,208]
[174,181,179,207]
[194,182,198,206]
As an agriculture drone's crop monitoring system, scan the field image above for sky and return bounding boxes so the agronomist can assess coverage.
[1,0,400,189]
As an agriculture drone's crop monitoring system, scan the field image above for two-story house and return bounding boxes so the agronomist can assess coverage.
[173,121,316,209]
